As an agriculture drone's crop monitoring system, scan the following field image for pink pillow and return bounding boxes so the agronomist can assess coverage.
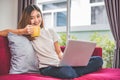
[0,37,11,75]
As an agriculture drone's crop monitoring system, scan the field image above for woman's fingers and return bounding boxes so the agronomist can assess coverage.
[26,25,34,35]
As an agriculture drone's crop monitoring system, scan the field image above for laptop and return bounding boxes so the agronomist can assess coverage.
[59,39,96,66]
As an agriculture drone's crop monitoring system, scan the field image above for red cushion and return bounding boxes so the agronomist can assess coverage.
[92,47,102,57]
[0,68,120,80]
[0,73,61,80]
[74,68,120,80]
[0,37,11,75]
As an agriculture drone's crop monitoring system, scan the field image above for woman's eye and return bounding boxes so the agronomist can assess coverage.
[37,15,40,18]
[30,17,34,20]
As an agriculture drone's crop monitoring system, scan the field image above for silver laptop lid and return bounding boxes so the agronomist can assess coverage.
[59,40,96,66]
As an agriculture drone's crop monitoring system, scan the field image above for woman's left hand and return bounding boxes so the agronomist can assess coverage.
[58,52,63,60]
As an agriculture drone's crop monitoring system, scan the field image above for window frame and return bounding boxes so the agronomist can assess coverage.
[36,0,110,32]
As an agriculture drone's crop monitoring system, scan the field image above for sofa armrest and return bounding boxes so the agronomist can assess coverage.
[92,47,102,57]
[0,37,11,75]
[60,46,102,57]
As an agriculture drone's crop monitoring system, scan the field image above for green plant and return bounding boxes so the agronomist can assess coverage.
[59,33,77,46]
[90,32,115,68]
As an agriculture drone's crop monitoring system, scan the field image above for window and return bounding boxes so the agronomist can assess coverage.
[42,1,67,10]
[37,0,109,31]
[70,0,109,32]
[90,0,104,3]
[91,6,108,25]
[54,11,67,27]
[37,0,67,28]
[90,0,108,25]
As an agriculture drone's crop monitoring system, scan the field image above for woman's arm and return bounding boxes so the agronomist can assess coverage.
[54,41,63,59]
[0,25,33,37]
[0,29,27,37]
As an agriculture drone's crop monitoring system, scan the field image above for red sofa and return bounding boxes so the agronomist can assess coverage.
[0,36,120,80]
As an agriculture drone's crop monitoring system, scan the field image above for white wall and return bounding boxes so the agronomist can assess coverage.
[0,0,18,30]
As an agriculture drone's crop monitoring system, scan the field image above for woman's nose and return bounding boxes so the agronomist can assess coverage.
[34,18,39,24]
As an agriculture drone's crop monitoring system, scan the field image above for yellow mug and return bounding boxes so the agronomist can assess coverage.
[31,25,40,37]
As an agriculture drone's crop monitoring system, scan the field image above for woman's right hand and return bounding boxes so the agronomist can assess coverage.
[23,25,34,35]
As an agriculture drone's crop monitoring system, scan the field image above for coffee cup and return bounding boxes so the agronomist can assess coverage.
[31,25,40,37]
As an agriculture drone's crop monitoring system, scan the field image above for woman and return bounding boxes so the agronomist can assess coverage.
[0,5,103,79]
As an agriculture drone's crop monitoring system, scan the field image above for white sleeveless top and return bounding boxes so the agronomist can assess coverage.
[31,28,60,68]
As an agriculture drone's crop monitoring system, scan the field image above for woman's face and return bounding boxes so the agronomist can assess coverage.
[30,10,42,26]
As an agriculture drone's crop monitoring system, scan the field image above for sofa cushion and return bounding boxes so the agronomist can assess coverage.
[0,37,11,75]
[0,68,120,80]
[0,73,61,80]
[74,68,120,80]
[7,32,39,74]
